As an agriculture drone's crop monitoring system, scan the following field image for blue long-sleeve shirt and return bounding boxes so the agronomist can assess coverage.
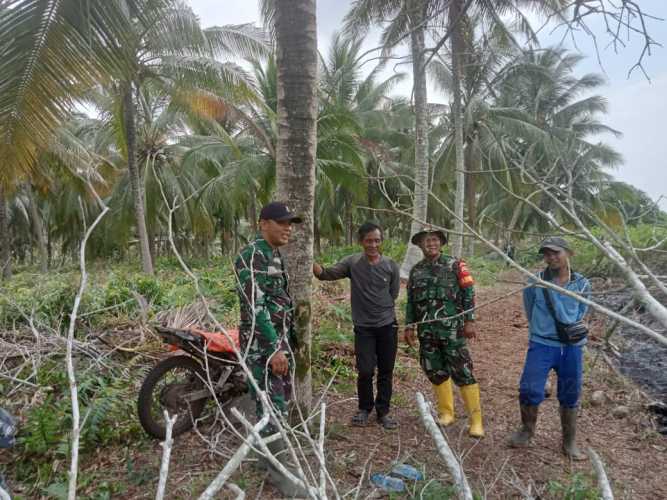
[523,270,591,347]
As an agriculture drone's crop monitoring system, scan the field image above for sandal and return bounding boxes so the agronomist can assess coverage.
[378,414,398,430]
[351,409,370,426]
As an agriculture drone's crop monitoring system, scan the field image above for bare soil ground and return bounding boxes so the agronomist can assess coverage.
[5,274,666,499]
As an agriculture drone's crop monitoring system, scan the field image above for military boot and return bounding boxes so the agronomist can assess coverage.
[433,379,455,426]
[460,383,484,438]
[560,407,586,461]
[261,438,310,498]
[509,404,538,447]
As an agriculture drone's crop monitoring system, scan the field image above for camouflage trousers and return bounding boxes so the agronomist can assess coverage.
[245,338,293,436]
[418,328,476,386]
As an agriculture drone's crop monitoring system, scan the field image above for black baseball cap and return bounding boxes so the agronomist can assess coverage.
[538,236,572,254]
[259,201,303,223]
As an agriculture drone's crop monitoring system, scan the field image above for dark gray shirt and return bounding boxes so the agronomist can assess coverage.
[317,253,400,328]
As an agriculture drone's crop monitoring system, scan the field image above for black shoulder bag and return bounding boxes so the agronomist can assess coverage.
[541,285,588,345]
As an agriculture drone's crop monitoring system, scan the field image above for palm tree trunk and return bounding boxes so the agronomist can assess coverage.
[249,191,258,233]
[465,135,479,256]
[450,0,466,258]
[506,200,524,243]
[400,0,430,278]
[26,184,48,273]
[122,82,154,275]
[47,226,52,268]
[345,196,353,245]
[275,0,318,411]
[0,186,11,280]
[314,208,321,256]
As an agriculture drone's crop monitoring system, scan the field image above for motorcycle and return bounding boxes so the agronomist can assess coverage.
[137,325,248,439]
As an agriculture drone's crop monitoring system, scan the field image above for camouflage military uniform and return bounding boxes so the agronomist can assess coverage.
[406,254,476,386]
[234,237,294,430]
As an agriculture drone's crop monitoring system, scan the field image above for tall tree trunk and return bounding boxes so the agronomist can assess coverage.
[0,186,11,280]
[148,226,157,263]
[26,184,48,273]
[465,135,479,256]
[400,0,430,278]
[345,196,353,245]
[450,0,466,258]
[47,226,52,268]
[123,82,154,275]
[249,191,258,233]
[275,0,318,411]
[314,208,321,256]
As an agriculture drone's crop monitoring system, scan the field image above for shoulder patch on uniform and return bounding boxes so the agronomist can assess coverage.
[455,259,474,288]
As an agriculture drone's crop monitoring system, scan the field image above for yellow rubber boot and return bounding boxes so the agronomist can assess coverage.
[460,383,484,438]
[433,379,455,426]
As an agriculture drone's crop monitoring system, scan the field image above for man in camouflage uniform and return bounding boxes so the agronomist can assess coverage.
[234,201,307,497]
[405,227,484,437]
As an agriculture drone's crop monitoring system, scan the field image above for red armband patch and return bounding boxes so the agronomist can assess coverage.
[456,260,475,288]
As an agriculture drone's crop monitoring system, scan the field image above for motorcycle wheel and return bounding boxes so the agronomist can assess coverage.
[137,355,209,439]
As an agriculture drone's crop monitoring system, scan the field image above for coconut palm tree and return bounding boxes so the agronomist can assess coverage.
[490,47,622,235]
[101,1,267,274]
[317,31,408,247]
[345,0,435,275]
[256,0,319,409]
[344,0,569,260]
[0,0,141,278]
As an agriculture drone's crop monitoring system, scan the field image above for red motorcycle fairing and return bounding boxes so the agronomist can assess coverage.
[190,328,240,353]
[163,327,240,354]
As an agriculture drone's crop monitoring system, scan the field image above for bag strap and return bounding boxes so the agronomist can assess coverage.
[540,271,560,324]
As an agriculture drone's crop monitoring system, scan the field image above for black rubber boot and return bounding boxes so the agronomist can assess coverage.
[509,404,538,447]
[560,407,586,461]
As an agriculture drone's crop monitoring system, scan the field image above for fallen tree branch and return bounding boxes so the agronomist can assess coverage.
[587,447,613,500]
[415,392,473,500]
[0,485,11,500]
[155,411,177,500]
[198,413,271,500]
[226,483,245,500]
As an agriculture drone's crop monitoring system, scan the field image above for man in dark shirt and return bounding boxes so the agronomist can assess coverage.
[313,222,400,429]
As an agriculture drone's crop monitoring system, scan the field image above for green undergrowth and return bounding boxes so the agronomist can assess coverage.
[547,472,600,499]
[9,358,146,498]
[0,256,239,330]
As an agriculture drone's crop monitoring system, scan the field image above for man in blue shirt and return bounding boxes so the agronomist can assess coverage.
[509,237,591,460]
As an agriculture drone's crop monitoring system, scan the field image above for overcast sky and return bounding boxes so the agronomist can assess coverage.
[188,0,666,209]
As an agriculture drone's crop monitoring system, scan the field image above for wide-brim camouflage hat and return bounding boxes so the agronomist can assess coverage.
[538,236,572,254]
[411,227,448,246]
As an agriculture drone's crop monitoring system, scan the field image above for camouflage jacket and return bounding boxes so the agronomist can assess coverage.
[406,254,475,332]
[234,237,293,353]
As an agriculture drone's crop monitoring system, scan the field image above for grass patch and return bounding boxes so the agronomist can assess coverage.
[547,472,600,499]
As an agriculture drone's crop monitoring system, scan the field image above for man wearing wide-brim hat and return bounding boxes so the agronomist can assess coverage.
[404,226,484,438]
[508,236,592,460]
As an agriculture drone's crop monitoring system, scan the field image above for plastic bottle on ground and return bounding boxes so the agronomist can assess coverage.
[391,463,424,481]
[370,473,406,492]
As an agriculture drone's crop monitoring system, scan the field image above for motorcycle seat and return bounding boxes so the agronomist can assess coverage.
[190,328,240,353]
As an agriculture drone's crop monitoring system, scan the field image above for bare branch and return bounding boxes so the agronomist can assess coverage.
[155,411,178,500]
[198,413,271,500]
[66,193,109,500]
[587,447,614,500]
[416,392,473,500]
